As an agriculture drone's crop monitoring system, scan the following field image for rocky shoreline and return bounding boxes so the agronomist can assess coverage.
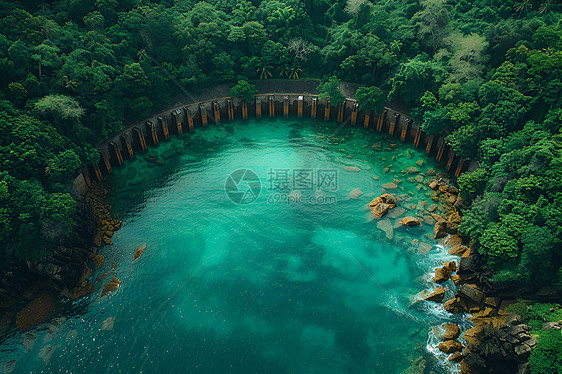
[0,184,122,335]
[420,178,537,374]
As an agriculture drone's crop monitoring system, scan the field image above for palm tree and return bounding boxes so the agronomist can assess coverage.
[514,0,531,15]
[257,64,273,80]
[288,65,303,79]
[539,0,554,13]
[279,64,290,78]
[60,75,78,92]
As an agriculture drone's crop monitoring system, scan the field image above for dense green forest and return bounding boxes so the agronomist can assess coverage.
[0,0,561,370]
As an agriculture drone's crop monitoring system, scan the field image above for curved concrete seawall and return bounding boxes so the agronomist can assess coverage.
[76,81,478,188]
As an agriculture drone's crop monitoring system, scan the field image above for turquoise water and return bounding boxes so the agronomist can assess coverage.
[0,119,466,373]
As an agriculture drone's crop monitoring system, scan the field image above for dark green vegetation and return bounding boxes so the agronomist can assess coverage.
[0,0,561,370]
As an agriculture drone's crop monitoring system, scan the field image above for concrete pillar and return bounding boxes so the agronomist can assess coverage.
[446,148,456,171]
[311,97,317,119]
[269,96,275,118]
[297,96,303,118]
[133,127,147,151]
[455,158,465,178]
[200,104,208,127]
[324,97,331,121]
[100,151,112,174]
[283,96,289,118]
[91,164,103,182]
[81,166,91,186]
[351,103,358,126]
[400,118,411,142]
[363,111,371,129]
[227,99,234,121]
[256,98,262,119]
[185,108,194,132]
[109,141,123,166]
[146,121,158,145]
[158,116,170,140]
[413,126,423,148]
[213,102,221,124]
[337,101,345,123]
[389,113,400,136]
[242,99,248,120]
[172,109,183,135]
[120,134,134,159]
[425,135,435,155]
[436,137,446,161]
[376,110,387,132]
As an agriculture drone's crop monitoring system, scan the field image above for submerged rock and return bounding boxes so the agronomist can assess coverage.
[343,166,360,172]
[101,277,120,297]
[134,243,146,260]
[377,219,394,240]
[349,188,363,199]
[381,182,398,189]
[39,344,60,364]
[92,254,104,269]
[23,332,37,352]
[15,294,54,332]
[101,317,115,331]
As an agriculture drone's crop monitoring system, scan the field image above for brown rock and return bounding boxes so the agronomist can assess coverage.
[101,277,121,297]
[459,284,484,304]
[429,180,439,190]
[433,267,453,284]
[134,243,147,260]
[344,166,360,172]
[438,340,464,354]
[443,261,457,272]
[451,275,461,285]
[380,194,398,207]
[439,185,449,193]
[372,202,391,217]
[404,166,420,174]
[400,216,421,227]
[434,220,448,239]
[448,352,464,362]
[411,239,419,246]
[449,245,468,256]
[424,287,446,303]
[92,254,104,269]
[463,325,484,347]
[442,323,461,340]
[427,204,437,212]
[445,234,463,247]
[443,298,461,313]
[393,179,402,184]
[16,294,54,332]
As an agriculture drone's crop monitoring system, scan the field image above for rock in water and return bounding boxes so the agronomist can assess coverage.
[101,317,115,331]
[134,243,146,260]
[404,166,420,174]
[349,188,363,199]
[343,166,360,172]
[43,317,66,344]
[381,182,398,189]
[423,287,446,303]
[92,254,104,269]
[399,217,421,227]
[15,294,54,332]
[438,340,464,354]
[101,277,121,297]
[442,323,461,340]
[377,219,394,240]
[23,332,37,352]
[39,344,60,364]
[418,243,432,255]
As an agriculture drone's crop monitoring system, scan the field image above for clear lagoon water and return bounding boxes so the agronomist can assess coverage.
[0,118,468,373]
